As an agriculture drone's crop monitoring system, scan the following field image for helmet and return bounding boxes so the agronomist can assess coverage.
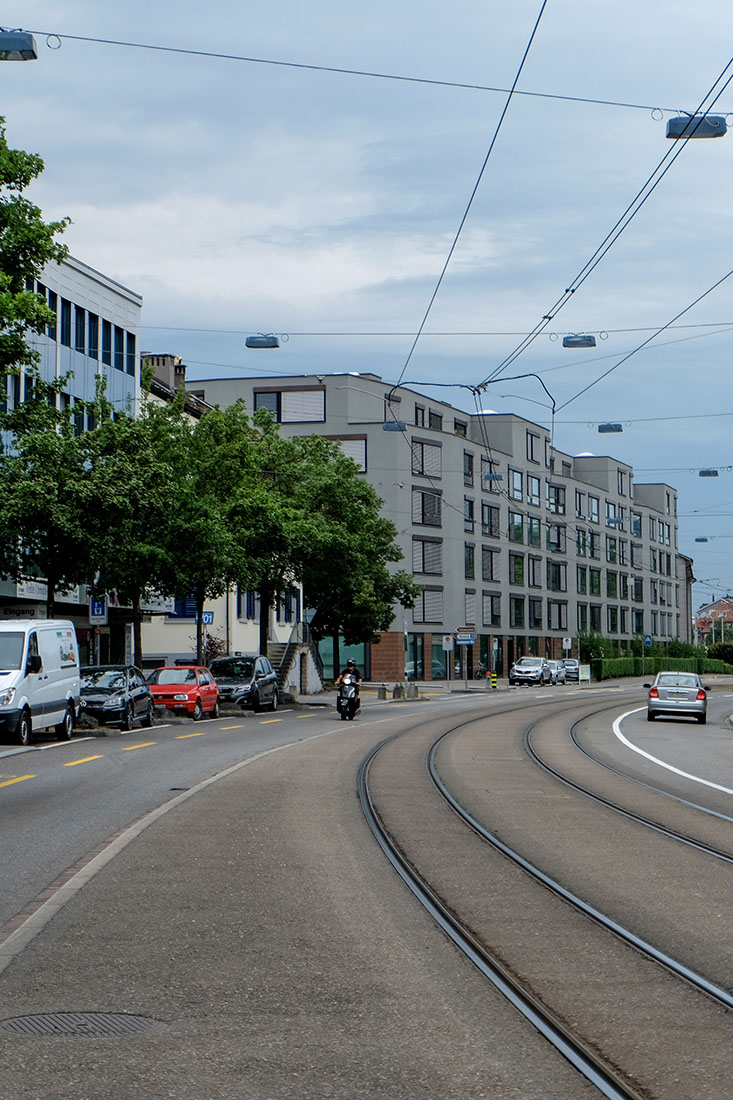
[347,659,355,667]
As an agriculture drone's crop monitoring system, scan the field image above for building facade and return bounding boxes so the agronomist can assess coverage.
[190,371,693,681]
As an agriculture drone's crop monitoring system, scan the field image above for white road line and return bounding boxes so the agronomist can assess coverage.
[613,709,733,796]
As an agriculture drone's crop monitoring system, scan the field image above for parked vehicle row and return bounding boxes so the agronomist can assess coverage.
[508,656,580,686]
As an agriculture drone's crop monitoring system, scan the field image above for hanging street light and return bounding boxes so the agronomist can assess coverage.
[0,29,37,60]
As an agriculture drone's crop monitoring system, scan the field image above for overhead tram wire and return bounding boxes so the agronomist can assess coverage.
[390,0,550,397]
[477,55,733,389]
[25,27,728,116]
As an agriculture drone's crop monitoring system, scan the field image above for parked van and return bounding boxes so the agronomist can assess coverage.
[0,620,81,746]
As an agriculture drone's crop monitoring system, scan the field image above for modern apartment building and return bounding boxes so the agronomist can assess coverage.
[189,371,694,681]
[0,255,143,661]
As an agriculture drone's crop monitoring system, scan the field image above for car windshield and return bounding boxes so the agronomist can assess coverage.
[149,668,196,685]
[82,668,127,690]
[0,633,24,671]
[563,660,578,666]
[657,673,698,688]
[210,658,255,680]
[517,658,542,666]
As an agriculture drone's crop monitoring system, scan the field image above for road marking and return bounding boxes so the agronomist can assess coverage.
[175,732,206,740]
[297,714,316,719]
[122,742,157,752]
[613,709,733,795]
[64,755,104,767]
[0,775,35,788]
[220,724,244,730]
[260,718,282,724]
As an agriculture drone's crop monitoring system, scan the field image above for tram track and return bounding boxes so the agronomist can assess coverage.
[359,696,733,1099]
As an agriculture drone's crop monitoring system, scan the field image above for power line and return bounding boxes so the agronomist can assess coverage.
[26,27,729,115]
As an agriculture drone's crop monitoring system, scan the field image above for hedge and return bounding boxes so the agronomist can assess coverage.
[590,656,733,680]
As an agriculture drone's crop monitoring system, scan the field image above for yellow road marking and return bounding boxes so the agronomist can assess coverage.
[220,724,244,730]
[0,775,35,788]
[175,732,206,740]
[64,755,104,767]
[297,714,316,719]
[260,718,282,724]
[122,742,157,751]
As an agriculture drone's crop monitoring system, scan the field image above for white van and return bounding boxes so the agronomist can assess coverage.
[0,620,81,746]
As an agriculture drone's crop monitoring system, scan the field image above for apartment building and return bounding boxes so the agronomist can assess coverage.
[188,371,694,681]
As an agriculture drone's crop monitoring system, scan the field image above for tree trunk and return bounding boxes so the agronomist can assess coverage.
[132,591,143,669]
[45,575,57,619]
[195,582,206,664]
[258,584,272,658]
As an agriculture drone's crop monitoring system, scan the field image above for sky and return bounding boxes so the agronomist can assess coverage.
[5,1,733,605]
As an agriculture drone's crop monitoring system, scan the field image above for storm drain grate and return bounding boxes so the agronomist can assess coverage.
[0,1012,159,1037]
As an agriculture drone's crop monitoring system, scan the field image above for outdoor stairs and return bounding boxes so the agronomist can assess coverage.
[269,643,290,687]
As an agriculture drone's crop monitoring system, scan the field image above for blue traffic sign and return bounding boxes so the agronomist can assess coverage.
[201,611,214,626]
[644,634,652,647]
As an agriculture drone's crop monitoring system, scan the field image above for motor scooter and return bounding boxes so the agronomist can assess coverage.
[336,674,360,720]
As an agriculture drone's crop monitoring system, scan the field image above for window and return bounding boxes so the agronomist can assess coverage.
[546,484,565,514]
[101,320,112,366]
[334,437,367,472]
[482,592,500,627]
[114,325,125,371]
[590,604,602,632]
[617,469,627,495]
[631,512,642,537]
[589,568,601,596]
[509,553,524,585]
[60,298,72,347]
[618,540,628,565]
[650,548,657,572]
[482,547,499,582]
[464,590,476,626]
[412,538,442,574]
[509,469,523,501]
[411,440,442,477]
[464,543,475,579]
[414,587,443,624]
[607,606,618,633]
[528,555,543,587]
[649,516,656,541]
[463,451,474,486]
[589,496,600,524]
[606,536,617,563]
[481,457,502,493]
[510,596,525,628]
[415,405,425,427]
[454,419,467,437]
[547,561,567,591]
[577,565,587,593]
[172,595,197,618]
[412,488,442,527]
[254,389,326,422]
[589,532,600,559]
[576,528,587,557]
[575,490,585,518]
[527,517,541,546]
[508,511,523,543]
[529,597,543,629]
[650,580,658,604]
[47,290,57,339]
[634,609,644,634]
[88,313,99,359]
[74,306,85,354]
[126,332,136,376]
[607,571,617,599]
[464,497,475,533]
[605,501,619,527]
[428,409,443,431]
[548,600,568,630]
[527,475,541,507]
[526,431,540,463]
[546,523,566,553]
[619,574,629,600]
[481,502,500,538]
[620,607,628,634]
[577,603,588,631]
[633,577,644,603]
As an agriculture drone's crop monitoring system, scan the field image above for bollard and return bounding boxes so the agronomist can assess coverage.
[491,671,497,690]
[392,683,405,700]
[406,682,418,699]
[377,683,387,700]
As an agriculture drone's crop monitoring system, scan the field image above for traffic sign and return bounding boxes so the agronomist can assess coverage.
[89,596,107,625]
[644,634,652,647]
[442,634,454,651]
[455,630,476,645]
[201,611,214,626]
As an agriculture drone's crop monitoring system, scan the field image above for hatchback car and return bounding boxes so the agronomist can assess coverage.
[562,658,580,682]
[147,665,219,720]
[508,657,552,686]
[645,672,707,724]
[209,655,279,712]
[80,665,155,730]
[547,660,566,685]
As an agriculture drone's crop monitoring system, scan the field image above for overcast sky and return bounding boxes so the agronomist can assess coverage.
[6,1,733,603]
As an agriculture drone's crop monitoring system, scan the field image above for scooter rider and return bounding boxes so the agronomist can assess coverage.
[337,658,363,688]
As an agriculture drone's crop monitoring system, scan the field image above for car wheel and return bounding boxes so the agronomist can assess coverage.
[18,709,32,747]
[192,699,203,721]
[251,693,261,714]
[697,714,707,725]
[210,700,220,720]
[55,705,74,741]
[270,691,279,712]
[141,701,155,728]
[647,710,655,721]
[120,702,135,732]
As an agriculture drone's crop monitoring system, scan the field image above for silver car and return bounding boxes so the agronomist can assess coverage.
[645,672,707,724]
[547,660,566,685]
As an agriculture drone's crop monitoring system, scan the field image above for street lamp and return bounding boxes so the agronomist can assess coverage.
[0,29,37,60]
[245,334,280,349]
[666,114,727,140]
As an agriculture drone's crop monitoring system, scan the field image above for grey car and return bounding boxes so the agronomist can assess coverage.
[562,658,580,682]
[509,656,552,686]
[547,660,566,685]
[209,654,279,712]
[645,671,707,724]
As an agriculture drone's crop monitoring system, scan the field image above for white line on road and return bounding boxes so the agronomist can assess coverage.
[613,709,733,796]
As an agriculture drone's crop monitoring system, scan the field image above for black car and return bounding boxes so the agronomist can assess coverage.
[209,655,279,713]
[80,665,156,730]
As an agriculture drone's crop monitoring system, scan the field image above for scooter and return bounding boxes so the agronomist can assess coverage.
[336,674,361,720]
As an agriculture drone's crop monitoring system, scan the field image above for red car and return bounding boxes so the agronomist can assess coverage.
[147,665,219,720]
